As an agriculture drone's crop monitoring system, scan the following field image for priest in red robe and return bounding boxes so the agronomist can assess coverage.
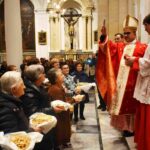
[96,15,147,136]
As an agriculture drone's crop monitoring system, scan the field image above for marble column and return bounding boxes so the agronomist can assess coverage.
[82,16,87,51]
[92,0,98,52]
[87,16,92,51]
[60,17,65,50]
[79,17,83,50]
[4,0,23,69]
[49,16,53,51]
[50,16,56,51]
[49,16,59,51]
[56,16,60,51]
[139,0,150,43]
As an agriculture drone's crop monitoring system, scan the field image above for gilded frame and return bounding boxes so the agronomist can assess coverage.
[94,30,98,43]
[38,31,47,45]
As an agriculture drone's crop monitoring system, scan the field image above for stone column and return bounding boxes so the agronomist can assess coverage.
[4,0,23,69]
[139,0,150,43]
[87,16,92,51]
[49,15,59,51]
[56,16,60,51]
[79,17,82,50]
[60,17,65,50]
[50,16,56,51]
[49,16,53,51]
[82,16,86,51]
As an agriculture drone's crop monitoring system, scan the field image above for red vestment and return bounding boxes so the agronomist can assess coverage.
[96,39,147,115]
[110,41,146,114]
[96,39,147,131]
[96,40,117,110]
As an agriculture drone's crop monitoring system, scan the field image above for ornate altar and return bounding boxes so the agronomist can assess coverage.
[49,51,93,61]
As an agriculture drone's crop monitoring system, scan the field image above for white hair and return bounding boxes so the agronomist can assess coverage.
[0,71,22,94]
[25,64,44,82]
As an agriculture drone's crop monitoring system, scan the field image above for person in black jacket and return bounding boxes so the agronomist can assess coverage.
[0,71,41,150]
[0,71,28,133]
[21,64,63,150]
[21,64,62,117]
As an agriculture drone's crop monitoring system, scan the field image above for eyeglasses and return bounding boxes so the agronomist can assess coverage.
[62,67,69,69]
[115,38,120,40]
[123,32,131,35]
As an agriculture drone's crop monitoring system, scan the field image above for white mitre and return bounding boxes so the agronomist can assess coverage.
[123,15,138,31]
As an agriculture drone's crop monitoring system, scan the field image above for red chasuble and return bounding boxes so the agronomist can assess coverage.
[96,39,147,115]
[96,40,116,111]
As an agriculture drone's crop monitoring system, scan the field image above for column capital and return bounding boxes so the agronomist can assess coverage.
[49,16,59,22]
[30,0,47,12]
[34,10,47,14]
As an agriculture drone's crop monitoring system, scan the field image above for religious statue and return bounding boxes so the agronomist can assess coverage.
[64,17,80,36]
[61,8,81,50]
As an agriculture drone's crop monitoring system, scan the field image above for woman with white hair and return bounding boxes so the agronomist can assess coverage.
[21,64,62,116]
[0,71,28,133]
[21,64,63,150]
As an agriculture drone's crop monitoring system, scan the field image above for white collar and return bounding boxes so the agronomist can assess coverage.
[127,39,137,45]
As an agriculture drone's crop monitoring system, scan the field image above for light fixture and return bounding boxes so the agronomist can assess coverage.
[46,0,61,14]
[46,0,54,12]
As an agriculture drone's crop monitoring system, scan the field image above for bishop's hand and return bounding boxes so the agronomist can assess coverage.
[101,26,106,35]
[101,19,107,35]
[124,55,136,67]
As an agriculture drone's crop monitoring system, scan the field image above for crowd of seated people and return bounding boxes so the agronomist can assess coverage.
[0,56,93,150]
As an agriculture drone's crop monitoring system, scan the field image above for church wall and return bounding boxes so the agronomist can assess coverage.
[97,0,150,43]
[118,0,128,32]
[108,0,119,40]
[30,0,50,59]
[34,11,50,59]
[97,0,109,39]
